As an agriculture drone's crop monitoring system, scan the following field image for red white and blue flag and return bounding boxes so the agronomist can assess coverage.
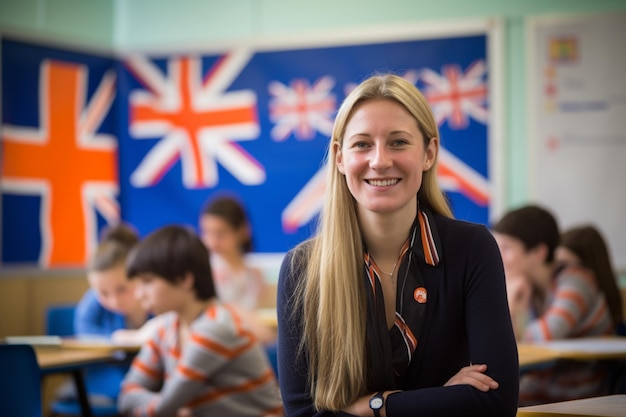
[2,34,491,268]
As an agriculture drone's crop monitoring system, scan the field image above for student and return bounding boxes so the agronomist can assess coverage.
[75,223,152,343]
[199,195,265,311]
[59,223,152,410]
[490,218,536,342]
[556,225,624,334]
[118,225,282,417]
[277,74,519,417]
[199,195,276,345]
[492,206,614,405]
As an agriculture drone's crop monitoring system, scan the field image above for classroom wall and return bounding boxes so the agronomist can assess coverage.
[0,274,88,337]
[3,0,626,205]
[1,0,625,337]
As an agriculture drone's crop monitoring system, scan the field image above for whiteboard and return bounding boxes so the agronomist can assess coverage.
[527,13,626,270]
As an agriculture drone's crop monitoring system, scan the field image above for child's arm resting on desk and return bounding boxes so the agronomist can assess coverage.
[112,316,159,344]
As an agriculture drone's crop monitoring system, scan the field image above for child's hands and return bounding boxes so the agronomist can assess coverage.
[176,407,193,417]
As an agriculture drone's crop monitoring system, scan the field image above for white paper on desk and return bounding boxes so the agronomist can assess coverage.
[5,335,62,346]
[539,337,626,354]
[71,335,140,348]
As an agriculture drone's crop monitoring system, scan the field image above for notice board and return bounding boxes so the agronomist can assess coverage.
[527,13,626,270]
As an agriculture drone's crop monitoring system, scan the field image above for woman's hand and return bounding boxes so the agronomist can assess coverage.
[444,364,499,392]
[342,394,371,416]
[343,391,400,417]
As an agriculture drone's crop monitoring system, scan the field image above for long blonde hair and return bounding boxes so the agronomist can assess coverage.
[296,73,452,411]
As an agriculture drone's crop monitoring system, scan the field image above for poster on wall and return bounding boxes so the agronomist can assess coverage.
[1,20,503,271]
[527,13,626,270]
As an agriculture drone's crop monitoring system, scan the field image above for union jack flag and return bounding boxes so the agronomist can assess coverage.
[268,76,336,141]
[2,34,493,266]
[1,59,118,267]
[125,51,264,189]
[282,63,491,233]
[421,60,488,129]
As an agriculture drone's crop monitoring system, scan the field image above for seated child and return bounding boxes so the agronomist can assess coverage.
[556,225,624,334]
[493,206,613,405]
[199,194,276,345]
[118,225,282,417]
[75,223,151,343]
[57,223,151,408]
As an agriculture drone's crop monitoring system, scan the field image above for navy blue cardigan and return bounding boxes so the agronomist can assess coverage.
[276,213,519,417]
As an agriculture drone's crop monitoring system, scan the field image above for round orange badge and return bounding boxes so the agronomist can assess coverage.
[413,287,427,303]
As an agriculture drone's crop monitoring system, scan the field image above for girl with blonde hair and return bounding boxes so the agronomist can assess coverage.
[277,73,519,416]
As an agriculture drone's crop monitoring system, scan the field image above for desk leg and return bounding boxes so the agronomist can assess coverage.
[72,369,94,417]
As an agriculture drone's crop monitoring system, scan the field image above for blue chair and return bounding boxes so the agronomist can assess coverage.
[45,305,121,417]
[265,342,279,381]
[46,304,77,337]
[0,344,43,417]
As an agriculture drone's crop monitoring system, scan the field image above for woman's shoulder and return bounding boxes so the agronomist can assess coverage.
[282,239,313,268]
[434,213,493,242]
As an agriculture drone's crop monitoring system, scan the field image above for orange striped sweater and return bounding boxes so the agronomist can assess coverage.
[118,303,282,417]
[519,264,613,405]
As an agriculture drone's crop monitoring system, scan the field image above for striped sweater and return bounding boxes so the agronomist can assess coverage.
[523,264,612,341]
[520,264,613,405]
[118,303,282,417]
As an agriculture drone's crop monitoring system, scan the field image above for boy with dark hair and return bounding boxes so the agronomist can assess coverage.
[492,205,614,406]
[118,225,282,417]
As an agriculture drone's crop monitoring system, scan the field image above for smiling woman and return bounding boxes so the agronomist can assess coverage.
[336,99,437,226]
[276,73,519,417]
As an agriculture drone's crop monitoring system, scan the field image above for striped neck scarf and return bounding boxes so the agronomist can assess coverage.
[363,204,441,390]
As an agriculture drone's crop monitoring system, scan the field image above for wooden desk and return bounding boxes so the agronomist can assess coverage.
[60,337,141,352]
[256,308,278,328]
[534,337,626,361]
[36,347,117,417]
[518,337,626,371]
[518,344,560,369]
[516,394,626,417]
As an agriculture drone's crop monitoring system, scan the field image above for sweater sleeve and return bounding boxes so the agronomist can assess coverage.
[118,321,166,416]
[523,266,602,341]
[120,306,263,417]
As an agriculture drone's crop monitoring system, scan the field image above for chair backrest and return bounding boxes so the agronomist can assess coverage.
[46,304,77,337]
[0,344,42,417]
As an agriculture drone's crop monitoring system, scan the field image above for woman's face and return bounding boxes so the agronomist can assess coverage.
[199,214,242,257]
[88,264,139,315]
[336,99,436,216]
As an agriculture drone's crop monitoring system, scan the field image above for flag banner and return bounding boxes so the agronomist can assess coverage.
[2,29,494,269]
[2,39,118,268]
